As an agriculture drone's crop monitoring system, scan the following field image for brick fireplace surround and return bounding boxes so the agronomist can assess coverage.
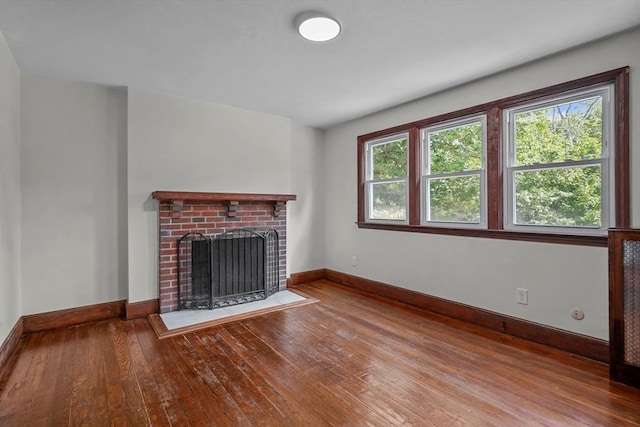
[152,191,296,313]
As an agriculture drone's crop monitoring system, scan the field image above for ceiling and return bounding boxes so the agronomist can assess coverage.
[1,0,639,129]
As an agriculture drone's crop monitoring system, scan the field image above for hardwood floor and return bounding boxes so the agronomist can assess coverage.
[1,280,639,426]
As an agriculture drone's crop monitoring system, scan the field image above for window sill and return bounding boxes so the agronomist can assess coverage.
[355,222,607,247]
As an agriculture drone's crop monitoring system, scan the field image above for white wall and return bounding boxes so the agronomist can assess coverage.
[289,123,326,272]
[21,74,127,315]
[15,79,325,313]
[323,28,640,340]
[127,90,295,302]
[0,30,21,343]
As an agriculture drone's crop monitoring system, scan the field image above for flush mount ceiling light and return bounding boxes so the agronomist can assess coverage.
[296,13,341,42]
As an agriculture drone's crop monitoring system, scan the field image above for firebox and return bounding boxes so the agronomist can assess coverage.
[177,229,280,310]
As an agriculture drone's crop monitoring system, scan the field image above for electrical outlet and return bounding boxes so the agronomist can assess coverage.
[351,256,357,266]
[516,288,528,305]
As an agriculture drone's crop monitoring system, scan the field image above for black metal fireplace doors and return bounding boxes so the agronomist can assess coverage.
[176,229,279,310]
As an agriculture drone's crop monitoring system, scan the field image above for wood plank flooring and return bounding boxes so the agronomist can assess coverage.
[1,280,639,426]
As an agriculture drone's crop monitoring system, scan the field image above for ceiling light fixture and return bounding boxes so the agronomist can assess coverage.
[297,14,341,42]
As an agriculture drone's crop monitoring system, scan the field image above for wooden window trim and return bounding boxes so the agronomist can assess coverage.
[357,67,629,247]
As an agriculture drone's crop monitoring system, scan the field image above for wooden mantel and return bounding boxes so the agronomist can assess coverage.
[151,191,296,218]
[152,191,297,204]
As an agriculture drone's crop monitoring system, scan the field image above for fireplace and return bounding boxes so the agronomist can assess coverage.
[152,191,296,313]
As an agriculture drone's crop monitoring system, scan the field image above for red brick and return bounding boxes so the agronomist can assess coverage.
[180,223,205,230]
[159,249,175,256]
[162,224,181,230]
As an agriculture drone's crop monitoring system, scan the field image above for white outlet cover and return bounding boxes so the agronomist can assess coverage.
[516,288,528,305]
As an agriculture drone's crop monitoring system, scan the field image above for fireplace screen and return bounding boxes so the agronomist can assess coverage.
[177,229,279,310]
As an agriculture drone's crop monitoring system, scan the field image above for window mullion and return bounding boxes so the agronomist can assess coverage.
[486,106,502,230]
[408,127,420,225]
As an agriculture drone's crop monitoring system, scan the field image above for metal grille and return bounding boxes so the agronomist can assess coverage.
[622,240,640,366]
[176,229,279,310]
[177,232,211,309]
[211,230,266,308]
[264,229,280,298]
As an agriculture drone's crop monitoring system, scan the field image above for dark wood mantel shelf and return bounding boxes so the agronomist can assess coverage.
[152,191,297,204]
[152,191,296,218]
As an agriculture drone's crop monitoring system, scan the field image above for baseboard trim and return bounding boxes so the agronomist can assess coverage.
[9,269,610,362]
[126,299,159,320]
[0,317,24,380]
[23,300,127,334]
[294,268,608,363]
[290,269,327,286]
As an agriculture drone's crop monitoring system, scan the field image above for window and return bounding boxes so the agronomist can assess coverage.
[422,116,487,227]
[364,133,409,222]
[504,86,613,235]
[357,67,628,246]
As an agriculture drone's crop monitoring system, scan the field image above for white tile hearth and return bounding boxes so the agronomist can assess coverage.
[159,290,307,331]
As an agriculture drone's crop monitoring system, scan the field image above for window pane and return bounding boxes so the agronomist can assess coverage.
[370,181,406,220]
[429,122,483,174]
[514,165,601,227]
[514,96,603,166]
[428,175,480,223]
[372,138,407,179]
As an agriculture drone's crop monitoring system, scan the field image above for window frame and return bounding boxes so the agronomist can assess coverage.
[364,132,410,224]
[356,67,629,247]
[421,115,488,228]
[503,84,614,236]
